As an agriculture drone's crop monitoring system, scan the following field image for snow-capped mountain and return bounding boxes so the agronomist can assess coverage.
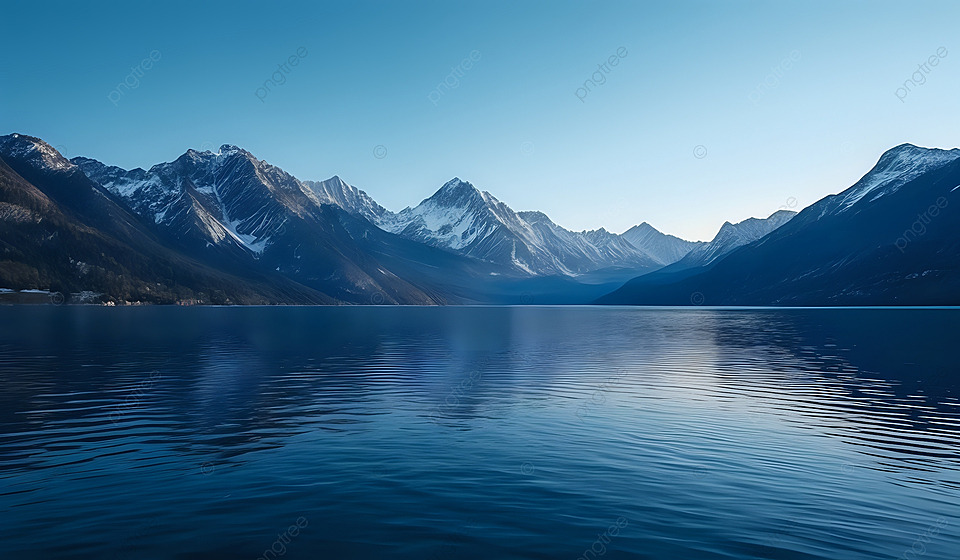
[518,211,660,271]
[70,144,502,304]
[377,178,662,276]
[74,145,313,256]
[620,223,702,266]
[599,143,960,306]
[0,133,75,172]
[12,132,958,306]
[0,134,330,304]
[71,150,691,280]
[668,210,797,270]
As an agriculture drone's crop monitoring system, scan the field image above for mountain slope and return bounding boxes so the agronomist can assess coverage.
[598,144,960,306]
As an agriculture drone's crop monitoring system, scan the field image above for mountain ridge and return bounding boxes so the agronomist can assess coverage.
[4,132,954,306]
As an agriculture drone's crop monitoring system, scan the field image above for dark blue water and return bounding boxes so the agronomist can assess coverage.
[1,307,958,559]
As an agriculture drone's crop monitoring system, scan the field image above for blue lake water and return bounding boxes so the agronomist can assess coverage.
[0,306,958,559]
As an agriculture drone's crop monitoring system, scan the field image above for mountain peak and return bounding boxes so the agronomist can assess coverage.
[624,222,656,234]
[517,210,552,224]
[768,209,798,219]
[439,177,473,191]
[0,133,74,172]
[182,144,250,162]
[713,221,737,239]
[304,175,388,223]
[313,174,348,189]
[427,177,482,205]
[620,222,701,266]
[877,143,959,166]
[887,142,922,151]
[713,211,796,241]
[214,144,255,160]
[834,143,960,213]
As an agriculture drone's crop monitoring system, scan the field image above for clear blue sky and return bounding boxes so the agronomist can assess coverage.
[2,0,958,240]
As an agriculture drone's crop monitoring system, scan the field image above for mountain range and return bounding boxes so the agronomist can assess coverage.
[599,144,960,306]
[1,132,956,305]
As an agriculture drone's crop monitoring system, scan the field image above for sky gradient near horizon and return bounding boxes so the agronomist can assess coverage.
[2,0,959,240]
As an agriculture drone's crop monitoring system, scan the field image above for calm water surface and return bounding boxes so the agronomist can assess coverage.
[0,306,958,559]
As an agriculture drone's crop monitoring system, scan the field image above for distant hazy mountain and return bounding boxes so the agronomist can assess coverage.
[378,178,662,276]
[620,222,702,265]
[667,210,796,271]
[598,144,960,306]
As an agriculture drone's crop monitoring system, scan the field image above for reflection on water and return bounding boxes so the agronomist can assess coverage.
[0,306,958,559]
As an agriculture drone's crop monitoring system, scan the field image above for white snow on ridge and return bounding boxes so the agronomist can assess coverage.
[836,145,960,213]
[0,135,74,171]
[304,176,387,223]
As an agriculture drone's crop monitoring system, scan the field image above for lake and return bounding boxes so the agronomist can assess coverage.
[0,306,958,559]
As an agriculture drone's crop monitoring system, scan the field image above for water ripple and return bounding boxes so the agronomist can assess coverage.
[0,306,958,559]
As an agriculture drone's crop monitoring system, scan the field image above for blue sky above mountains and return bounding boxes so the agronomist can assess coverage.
[2,0,958,240]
